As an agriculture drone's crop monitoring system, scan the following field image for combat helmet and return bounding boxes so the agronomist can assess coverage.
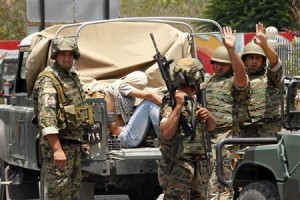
[51,37,80,60]
[173,58,204,86]
[210,46,231,64]
[241,42,266,60]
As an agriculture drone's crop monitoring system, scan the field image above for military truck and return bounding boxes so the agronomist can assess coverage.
[216,76,300,200]
[0,17,223,200]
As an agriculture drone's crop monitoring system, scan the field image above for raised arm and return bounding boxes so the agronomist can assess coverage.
[254,22,279,68]
[222,26,247,88]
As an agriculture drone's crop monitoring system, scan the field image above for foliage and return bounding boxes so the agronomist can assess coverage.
[120,0,208,31]
[0,0,27,40]
[201,0,299,32]
[121,0,206,18]
[287,0,300,25]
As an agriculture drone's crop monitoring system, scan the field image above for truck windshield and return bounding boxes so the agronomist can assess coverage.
[0,59,18,82]
[1,59,18,76]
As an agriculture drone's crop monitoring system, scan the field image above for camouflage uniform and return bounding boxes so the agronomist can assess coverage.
[240,62,282,138]
[33,38,88,200]
[158,96,209,200]
[158,58,209,200]
[204,75,250,200]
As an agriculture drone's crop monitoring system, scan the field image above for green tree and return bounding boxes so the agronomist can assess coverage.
[0,0,27,40]
[287,0,300,25]
[121,0,207,31]
[121,0,206,18]
[202,0,298,32]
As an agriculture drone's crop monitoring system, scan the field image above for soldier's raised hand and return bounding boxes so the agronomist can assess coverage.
[254,22,267,47]
[222,26,236,49]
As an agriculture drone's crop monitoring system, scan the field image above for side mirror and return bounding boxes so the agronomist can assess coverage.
[0,74,3,93]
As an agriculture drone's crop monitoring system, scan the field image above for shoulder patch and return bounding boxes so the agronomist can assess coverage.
[44,94,56,107]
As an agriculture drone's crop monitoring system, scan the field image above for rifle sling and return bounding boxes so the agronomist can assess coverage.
[38,71,68,109]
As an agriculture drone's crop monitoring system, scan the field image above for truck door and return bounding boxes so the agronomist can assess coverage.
[9,106,39,168]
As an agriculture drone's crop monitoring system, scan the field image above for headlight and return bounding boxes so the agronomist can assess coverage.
[231,153,243,170]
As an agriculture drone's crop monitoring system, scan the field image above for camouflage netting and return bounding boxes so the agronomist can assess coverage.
[26,21,192,96]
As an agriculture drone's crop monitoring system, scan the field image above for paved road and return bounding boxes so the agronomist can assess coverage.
[95,195,129,200]
[94,193,164,200]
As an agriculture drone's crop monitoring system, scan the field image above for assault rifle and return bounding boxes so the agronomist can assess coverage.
[150,33,184,106]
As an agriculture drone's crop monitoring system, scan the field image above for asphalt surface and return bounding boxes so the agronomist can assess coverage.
[94,195,129,200]
[95,194,164,199]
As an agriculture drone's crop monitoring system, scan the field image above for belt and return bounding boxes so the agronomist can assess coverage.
[60,139,82,145]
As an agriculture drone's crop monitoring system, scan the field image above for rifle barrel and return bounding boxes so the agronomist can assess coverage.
[150,33,160,56]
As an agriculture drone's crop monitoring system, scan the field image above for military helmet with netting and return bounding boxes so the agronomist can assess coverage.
[173,58,204,86]
[51,37,80,60]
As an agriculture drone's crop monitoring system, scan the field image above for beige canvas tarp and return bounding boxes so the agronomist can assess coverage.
[26,21,192,96]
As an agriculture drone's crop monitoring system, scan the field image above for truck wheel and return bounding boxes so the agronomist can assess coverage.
[0,159,6,200]
[238,181,280,200]
[5,166,39,199]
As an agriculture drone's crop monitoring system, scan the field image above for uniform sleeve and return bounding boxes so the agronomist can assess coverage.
[159,96,173,124]
[232,77,251,103]
[267,59,283,88]
[37,78,60,137]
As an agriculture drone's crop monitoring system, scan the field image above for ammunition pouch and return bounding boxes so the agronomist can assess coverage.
[64,104,94,131]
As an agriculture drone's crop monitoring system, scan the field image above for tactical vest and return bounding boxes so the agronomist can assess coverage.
[205,76,235,128]
[243,74,281,125]
[34,66,94,140]
[160,96,206,162]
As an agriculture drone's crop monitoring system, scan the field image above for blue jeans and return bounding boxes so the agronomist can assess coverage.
[118,100,160,148]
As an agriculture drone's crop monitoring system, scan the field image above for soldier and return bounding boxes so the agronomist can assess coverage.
[158,57,216,199]
[105,70,162,148]
[33,37,91,200]
[203,27,249,200]
[240,22,282,137]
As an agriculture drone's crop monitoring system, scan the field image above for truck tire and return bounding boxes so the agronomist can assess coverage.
[0,159,6,200]
[238,181,280,200]
[5,166,39,199]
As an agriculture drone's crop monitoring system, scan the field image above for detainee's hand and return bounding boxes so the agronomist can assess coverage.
[53,149,67,170]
